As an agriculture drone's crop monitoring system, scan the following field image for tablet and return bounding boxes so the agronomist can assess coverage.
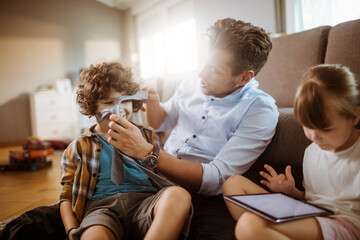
[224,193,334,223]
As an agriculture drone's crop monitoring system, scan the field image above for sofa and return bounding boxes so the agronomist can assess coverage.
[157,19,360,191]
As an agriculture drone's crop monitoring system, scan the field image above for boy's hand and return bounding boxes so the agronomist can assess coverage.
[260,164,296,195]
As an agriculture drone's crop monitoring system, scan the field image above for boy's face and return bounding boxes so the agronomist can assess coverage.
[96,88,133,120]
[198,48,246,98]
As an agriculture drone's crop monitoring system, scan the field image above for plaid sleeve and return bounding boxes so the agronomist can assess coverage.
[58,140,80,203]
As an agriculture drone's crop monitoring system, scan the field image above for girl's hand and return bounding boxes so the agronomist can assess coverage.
[260,164,296,195]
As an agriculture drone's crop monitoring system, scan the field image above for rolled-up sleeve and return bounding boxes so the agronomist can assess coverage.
[199,99,279,196]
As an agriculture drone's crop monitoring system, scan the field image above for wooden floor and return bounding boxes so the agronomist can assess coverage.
[0,146,62,221]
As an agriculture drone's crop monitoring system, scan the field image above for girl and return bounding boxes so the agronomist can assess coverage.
[223,64,360,240]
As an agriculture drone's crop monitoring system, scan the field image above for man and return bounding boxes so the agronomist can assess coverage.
[108,18,279,239]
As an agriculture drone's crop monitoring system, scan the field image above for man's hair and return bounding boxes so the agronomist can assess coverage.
[294,64,360,129]
[76,61,142,116]
[207,18,272,76]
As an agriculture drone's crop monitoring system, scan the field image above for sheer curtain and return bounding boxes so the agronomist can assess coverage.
[288,0,360,33]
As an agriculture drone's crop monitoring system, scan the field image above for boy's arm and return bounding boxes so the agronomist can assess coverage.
[59,142,80,239]
[60,201,80,240]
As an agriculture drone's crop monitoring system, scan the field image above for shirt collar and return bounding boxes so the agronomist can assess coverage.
[206,78,257,101]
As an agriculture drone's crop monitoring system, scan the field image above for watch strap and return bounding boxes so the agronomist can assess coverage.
[151,144,159,157]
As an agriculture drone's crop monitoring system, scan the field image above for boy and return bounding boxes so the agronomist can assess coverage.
[59,61,192,240]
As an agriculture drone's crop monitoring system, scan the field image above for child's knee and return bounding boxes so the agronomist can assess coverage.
[161,186,192,209]
[235,212,266,239]
[223,175,245,193]
[167,186,191,203]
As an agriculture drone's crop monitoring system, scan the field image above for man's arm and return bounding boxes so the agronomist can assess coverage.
[108,114,203,192]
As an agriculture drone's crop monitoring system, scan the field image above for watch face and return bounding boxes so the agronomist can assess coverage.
[143,155,158,169]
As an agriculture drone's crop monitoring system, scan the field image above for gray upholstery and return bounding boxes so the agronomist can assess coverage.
[256,26,331,107]
[324,19,360,84]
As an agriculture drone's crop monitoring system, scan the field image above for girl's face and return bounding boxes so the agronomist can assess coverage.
[96,88,133,120]
[303,112,359,152]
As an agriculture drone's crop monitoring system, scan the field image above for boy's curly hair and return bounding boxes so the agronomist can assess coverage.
[76,62,143,116]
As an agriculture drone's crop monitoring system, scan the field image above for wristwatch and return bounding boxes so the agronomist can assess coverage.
[142,145,159,169]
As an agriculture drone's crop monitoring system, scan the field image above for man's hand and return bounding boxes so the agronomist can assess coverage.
[259,164,296,195]
[108,114,153,160]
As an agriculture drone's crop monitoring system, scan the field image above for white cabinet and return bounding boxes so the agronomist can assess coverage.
[30,91,80,140]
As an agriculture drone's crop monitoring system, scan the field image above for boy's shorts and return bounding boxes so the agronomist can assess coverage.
[316,216,360,240]
[72,188,192,240]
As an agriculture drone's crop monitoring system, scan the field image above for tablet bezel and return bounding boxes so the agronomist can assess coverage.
[224,193,334,223]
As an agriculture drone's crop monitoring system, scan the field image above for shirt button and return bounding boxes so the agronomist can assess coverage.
[211,98,214,101]
[202,116,205,119]
[193,135,196,138]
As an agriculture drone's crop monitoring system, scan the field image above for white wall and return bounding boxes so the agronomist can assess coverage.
[193,0,276,68]
[124,0,277,78]
[0,0,124,143]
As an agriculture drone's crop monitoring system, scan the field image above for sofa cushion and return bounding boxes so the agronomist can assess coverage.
[256,26,331,107]
[243,108,312,191]
[324,19,360,84]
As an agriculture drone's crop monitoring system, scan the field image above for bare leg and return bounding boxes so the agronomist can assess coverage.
[235,212,323,240]
[223,175,268,220]
[144,186,192,240]
[80,225,116,240]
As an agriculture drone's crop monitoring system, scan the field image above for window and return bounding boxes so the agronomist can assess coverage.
[286,0,360,33]
[136,0,198,80]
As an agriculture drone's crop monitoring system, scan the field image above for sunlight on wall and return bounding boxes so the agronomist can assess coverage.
[166,19,198,74]
[136,0,197,80]
[139,32,165,78]
[84,40,120,66]
[0,37,64,104]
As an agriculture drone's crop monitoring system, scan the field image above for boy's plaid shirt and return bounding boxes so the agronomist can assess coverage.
[59,124,156,220]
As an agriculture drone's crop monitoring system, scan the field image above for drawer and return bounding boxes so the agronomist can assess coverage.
[34,109,75,123]
[33,93,73,109]
[36,124,79,139]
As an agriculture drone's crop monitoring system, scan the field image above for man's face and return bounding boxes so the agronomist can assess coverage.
[198,49,244,98]
[96,88,133,120]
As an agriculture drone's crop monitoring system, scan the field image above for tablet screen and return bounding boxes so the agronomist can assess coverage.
[224,193,333,222]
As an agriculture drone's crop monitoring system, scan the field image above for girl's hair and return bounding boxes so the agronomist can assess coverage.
[76,62,142,116]
[294,64,360,129]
